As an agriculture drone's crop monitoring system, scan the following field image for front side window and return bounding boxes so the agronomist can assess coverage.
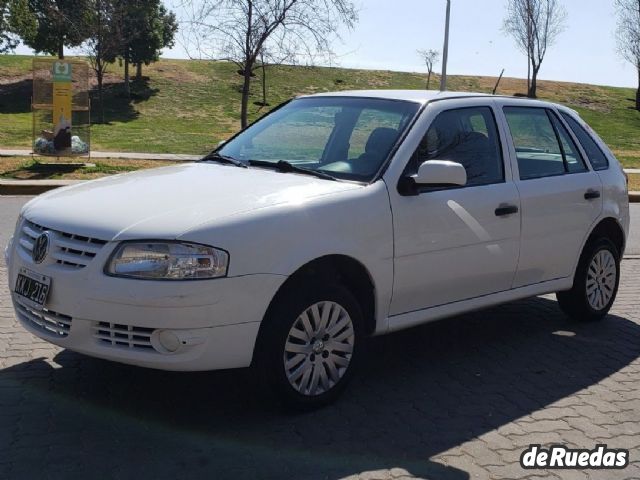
[504,107,587,180]
[560,112,609,171]
[410,106,504,187]
[218,97,420,182]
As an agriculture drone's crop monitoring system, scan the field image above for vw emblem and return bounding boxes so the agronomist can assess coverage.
[32,232,50,264]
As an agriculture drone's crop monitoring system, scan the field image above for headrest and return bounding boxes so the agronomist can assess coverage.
[365,127,398,154]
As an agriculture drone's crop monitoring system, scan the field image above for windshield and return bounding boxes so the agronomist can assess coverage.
[217,97,421,182]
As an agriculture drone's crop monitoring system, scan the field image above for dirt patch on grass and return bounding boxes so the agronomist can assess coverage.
[565,96,611,113]
[0,73,30,85]
[152,62,210,84]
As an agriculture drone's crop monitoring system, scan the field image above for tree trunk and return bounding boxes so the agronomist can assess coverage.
[240,65,252,128]
[136,63,142,81]
[426,71,431,90]
[261,61,267,106]
[527,55,530,93]
[97,70,105,124]
[529,65,539,98]
[636,67,640,111]
[58,41,64,59]
[124,57,130,98]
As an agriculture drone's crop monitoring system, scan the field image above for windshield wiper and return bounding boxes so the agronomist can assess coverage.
[200,152,248,168]
[249,160,337,181]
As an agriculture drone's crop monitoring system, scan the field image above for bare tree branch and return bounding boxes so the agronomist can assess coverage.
[503,0,566,97]
[417,49,440,90]
[182,0,357,127]
[616,0,640,109]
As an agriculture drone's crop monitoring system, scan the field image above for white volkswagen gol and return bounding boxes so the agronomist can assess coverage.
[6,91,630,408]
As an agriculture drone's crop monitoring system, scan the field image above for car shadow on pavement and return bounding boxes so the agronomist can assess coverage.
[2,296,639,479]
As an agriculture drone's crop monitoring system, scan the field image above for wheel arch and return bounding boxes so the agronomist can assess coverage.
[586,217,626,257]
[252,254,377,363]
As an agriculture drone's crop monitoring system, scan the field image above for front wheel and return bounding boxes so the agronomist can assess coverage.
[255,282,364,410]
[556,238,620,322]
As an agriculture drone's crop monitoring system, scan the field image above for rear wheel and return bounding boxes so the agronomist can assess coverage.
[556,237,620,322]
[255,281,364,410]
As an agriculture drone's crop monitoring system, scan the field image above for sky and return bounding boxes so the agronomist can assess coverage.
[13,0,638,88]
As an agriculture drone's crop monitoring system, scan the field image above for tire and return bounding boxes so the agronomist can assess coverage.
[255,280,364,410]
[556,237,620,322]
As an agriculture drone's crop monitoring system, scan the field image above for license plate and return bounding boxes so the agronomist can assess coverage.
[14,267,51,309]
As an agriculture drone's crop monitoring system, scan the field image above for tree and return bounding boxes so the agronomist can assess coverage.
[130,2,177,81]
[1,0,19,52]
[185,0,358,128]
[10,0,92,58]
[84,0,119,123]
[417,49,440,89]
[503,0,566,98]
[616,0,640,110]
[112,0,177,97]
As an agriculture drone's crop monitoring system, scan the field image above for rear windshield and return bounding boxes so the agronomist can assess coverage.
[218,97,421,182]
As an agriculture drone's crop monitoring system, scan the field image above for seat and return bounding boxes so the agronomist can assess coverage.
[353,127,399,174]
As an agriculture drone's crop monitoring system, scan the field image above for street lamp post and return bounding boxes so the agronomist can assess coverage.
[440,0,451,91]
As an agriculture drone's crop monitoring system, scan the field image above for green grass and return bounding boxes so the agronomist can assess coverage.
[1,54,639,166]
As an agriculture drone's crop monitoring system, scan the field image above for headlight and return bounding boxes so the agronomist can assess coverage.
[106,242,229,280]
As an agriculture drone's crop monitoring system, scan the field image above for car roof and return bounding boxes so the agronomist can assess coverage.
[301,89,565,109]
[302,89,489,103]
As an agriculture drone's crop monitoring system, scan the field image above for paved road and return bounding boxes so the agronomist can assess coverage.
[1,197,640,479]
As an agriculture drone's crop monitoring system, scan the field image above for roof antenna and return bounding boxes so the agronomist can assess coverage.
[493,69,505,95]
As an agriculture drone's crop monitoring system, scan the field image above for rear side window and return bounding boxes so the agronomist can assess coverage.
[560,112,609,171]
[548,111,587,174]
[504,107,587,180]
[412,106,504,187]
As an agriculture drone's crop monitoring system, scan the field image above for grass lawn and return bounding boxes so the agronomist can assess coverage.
[0,156,173,180]
[1,54,639,167]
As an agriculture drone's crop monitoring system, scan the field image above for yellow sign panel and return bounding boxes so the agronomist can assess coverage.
[52,61,72,152]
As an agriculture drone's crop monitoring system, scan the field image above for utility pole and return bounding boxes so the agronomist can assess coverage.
[440,0,451,91]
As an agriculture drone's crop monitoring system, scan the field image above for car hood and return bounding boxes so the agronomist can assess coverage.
[22,163,362,241]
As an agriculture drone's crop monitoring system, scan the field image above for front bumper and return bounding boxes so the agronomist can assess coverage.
[7,228,286,371]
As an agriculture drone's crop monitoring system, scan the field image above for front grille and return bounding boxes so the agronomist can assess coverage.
[14,300,73,337]
[93,322,155,351]
[19,220,108,269]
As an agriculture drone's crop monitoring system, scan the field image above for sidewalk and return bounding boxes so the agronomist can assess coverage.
[0,149,201,162]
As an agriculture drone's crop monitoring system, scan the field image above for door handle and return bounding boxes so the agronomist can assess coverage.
[495,205,519,217]
[584,190,601,200]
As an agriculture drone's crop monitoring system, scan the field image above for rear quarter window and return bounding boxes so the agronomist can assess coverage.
[560,112,609,171]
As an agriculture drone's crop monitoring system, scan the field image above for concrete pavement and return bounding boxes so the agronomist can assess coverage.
[1,195,640,479]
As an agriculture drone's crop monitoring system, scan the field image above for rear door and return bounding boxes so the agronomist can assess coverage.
[499,104,603,288]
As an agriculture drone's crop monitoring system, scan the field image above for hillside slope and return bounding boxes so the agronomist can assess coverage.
[1,55,639,167]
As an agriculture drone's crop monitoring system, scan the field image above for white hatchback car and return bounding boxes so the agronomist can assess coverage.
[6,91,629,408]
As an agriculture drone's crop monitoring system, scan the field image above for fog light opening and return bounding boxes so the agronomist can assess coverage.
[152,329,182,354]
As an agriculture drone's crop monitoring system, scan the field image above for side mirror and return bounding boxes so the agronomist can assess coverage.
[412,160,467,187]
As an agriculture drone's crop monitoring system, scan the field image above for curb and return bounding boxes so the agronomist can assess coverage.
[0,180,84,196]
[0,149,200,162]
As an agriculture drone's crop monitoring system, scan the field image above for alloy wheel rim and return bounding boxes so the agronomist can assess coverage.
[283,301,355,396]
[586,249,616,311]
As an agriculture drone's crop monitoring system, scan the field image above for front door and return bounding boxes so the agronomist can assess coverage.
[387,102,521,316]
